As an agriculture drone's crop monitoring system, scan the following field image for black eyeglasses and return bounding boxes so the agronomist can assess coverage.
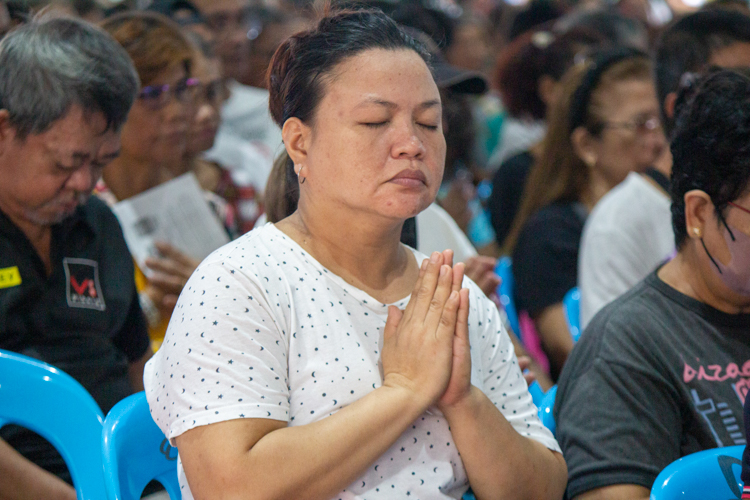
[138,77,200,110]
[602,115,662,135]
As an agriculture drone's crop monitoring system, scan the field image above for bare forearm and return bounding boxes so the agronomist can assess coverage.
[183,384,431,500]
[442,386,567,500]
[0,438,76,500]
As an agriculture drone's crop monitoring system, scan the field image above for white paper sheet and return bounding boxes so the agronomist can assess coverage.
[111,173,230,274]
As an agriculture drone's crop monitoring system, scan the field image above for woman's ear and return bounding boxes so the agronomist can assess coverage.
[684,189,713,240]
[282,117,311,166]
[571,126,597,168]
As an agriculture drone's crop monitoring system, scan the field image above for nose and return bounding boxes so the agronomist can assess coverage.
[66,164,97,194]
[392,121,426,159]
[195,102,217,125]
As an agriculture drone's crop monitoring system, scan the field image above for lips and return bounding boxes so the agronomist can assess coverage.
[389,169,427,188]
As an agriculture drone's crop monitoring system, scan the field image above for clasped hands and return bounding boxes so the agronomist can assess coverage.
[381,250,473,413]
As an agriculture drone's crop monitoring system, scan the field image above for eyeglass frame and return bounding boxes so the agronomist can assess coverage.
[601,115,662,135]
[194,79,228,108]
[137,77,200,110]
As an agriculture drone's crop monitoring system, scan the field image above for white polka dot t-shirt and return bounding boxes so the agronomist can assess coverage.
[144,223,560,500]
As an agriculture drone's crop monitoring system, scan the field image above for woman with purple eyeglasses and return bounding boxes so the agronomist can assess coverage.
[97,12,216,351]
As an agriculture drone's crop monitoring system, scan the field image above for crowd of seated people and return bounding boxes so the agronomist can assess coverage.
[2,0,750,499]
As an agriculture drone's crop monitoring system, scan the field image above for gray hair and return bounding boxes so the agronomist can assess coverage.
[0,15,139,139]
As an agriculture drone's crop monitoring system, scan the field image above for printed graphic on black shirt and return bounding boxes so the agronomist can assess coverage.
[683,359,749,447]
[63,258,106,311]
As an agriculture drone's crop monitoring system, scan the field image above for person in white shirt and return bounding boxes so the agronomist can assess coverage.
[578,170,673,329]
[144,9,565,500]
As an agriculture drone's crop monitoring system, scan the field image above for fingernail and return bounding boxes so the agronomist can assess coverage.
[430,252,439,263]
[421,259,428,270]
[450,290,458,300]
[440,265,448,277]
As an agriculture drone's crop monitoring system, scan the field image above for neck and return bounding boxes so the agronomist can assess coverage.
[658,248,750,314]
[103,154,173,201]
[581,168,612,211]
[0,202,53,273]
[275,199,415,303]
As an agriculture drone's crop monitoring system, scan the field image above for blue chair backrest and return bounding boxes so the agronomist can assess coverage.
[0,349,106,500]
[102,392,180,500]
[650,445,745,499]
[563,287,581,342]
[537,385,558,436]
[496,257,521,339]
[102,392,180,499]
[528,381,545,407]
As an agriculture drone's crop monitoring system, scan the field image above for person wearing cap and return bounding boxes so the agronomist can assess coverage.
[556,68,750,500]
[0,16,149,499]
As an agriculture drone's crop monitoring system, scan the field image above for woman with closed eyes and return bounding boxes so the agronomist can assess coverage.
[144,9,566,500]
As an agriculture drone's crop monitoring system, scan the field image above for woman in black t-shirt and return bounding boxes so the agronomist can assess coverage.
[503,48,665,380]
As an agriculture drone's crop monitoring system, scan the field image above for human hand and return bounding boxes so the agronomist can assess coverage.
[518,355,536,386]
[438,262,472,412]
[381,252,460,410]
[144,242,200,313]
[463,256,500,297]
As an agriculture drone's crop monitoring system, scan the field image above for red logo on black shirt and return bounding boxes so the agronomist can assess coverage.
[63,258,106,311]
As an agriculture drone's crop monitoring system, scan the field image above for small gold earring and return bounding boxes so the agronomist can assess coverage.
[693,227,701,237]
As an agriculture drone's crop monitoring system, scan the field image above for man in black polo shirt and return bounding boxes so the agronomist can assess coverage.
[0,17,149,499]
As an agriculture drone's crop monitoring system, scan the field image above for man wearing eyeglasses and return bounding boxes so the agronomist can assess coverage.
[0,17,150,500]
[577,9,750,330]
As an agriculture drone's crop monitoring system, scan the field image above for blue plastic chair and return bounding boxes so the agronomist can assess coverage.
[537,385,558,436]
[528,381,545,406]
[650,445,745,499]
[102,392,180,500]
[496,257,521,339]
[0,349,106,500]
[563,287,581,342]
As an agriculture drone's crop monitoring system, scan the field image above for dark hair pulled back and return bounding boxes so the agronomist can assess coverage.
[264,8,430,221]
[268,8,429,127]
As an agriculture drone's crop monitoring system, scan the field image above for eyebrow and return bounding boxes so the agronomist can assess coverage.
[355,97,441,111]
[98,149,121,162]
[64,149,120,167]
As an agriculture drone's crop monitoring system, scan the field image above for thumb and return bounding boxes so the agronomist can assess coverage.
[384,305,403,341]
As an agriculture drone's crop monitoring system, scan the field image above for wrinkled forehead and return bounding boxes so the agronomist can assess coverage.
[37,109,121,164]
[324,48,436,94]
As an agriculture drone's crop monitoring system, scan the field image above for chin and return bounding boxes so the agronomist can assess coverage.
[385,197,432,220]
[23,207,77,226]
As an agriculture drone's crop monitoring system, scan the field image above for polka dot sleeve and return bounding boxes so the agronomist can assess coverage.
[467,281,561,453]
[145,258,291,442]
